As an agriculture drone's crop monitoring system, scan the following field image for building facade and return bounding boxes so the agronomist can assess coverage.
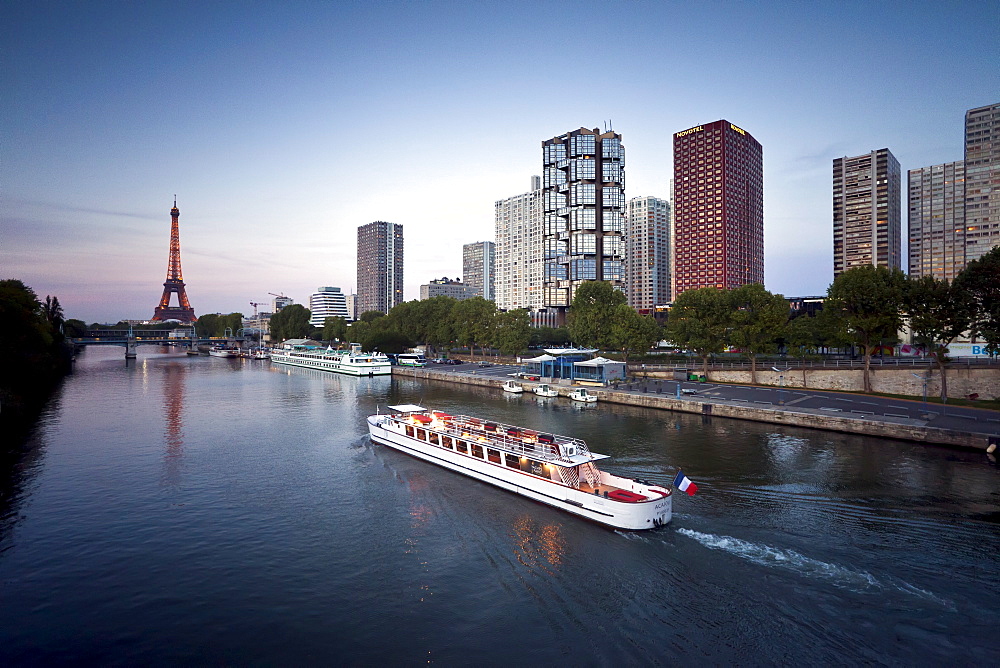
[965,103,1000,264]
[272,295,293,312]
[672,120,763,298]
[462,241,495,301]
[541,127,625,322]
[625,195,672,312]
[308,286,349,327]
[833,148,902,277]
[495,177,544,312]
[419,278,470,301]
[907,161,966,281]
[357,221,403,315]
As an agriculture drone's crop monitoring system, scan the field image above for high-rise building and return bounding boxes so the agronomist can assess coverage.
[833,148,901,277]
[541,127,625,323]
[420,278,470,301]
[462,241,495,301]
[964,103,1000,264]
[357,221,403,315]
[908,161,966,281]
[672,120,763,298]
[345,293,357,322]
[625,196,671,312]
[495,176,544,312]
[272,295,293,312]
[308,286,349,327]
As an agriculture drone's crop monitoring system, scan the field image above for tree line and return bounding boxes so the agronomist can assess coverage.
[665,246,1000,400]
[0,280,74,436]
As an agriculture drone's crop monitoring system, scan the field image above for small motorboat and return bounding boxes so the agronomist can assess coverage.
[533,384,558,397]
[502,380,524,394]
[568,388,598,403]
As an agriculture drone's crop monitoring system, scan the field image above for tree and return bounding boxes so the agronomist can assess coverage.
[322,316,348,343]
[269,304,312,341]
[567,281,626,349]
[663,287,730,378]
[195,313,221,338]
[609,304,660,364]
[358,310,385,323]
[452,297,496,358]
[954,245,1000,355]
[727,283,788,384]
[43,295,64,332]
[530,326,570,348]
[905,275,974,401]
[492,309,531,356]
[825,265,906,392]
[784,315,822,385]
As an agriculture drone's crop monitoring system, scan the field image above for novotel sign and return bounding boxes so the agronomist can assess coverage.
[675,126,703,138]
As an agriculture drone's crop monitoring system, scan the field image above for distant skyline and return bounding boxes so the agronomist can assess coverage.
[3,1,998,323]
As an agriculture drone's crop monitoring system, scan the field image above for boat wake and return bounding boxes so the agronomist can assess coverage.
[677,528,955,609]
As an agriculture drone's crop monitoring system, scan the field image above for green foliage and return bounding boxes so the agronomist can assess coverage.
[954,245,1000,354]
[0,279,72,430]
[609,303,660,363]
[906,275,975,401]
[567,281,627,348]
[358,310,385,323]
[664,287,731,376]
[825,265,905,391]
[492,309,531,356]
[784,315,822,359]
[452,297,496,358]
[322,316,348,343]
[269,304,312,341]
[63,319,88,338]
[727,283,788,382]
[530,326,570,347]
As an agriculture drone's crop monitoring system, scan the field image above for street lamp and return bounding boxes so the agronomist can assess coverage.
[911,372,928,408]
[772,366,790,405]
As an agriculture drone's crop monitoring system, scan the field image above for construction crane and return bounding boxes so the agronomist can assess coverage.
[249,301,264,318]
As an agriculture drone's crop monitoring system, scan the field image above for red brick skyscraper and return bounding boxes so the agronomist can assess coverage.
[672,120,763,299]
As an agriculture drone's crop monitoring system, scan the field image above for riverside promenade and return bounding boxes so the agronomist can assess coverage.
[392,363,1000,452]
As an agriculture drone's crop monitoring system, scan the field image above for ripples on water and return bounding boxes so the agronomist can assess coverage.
[0,347,997,665]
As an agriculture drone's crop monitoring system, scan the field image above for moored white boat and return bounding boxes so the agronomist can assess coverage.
[367,405,672,530]
[533,384,558,397]
[502,380,524,393]
[271,343,390,376]
[569,388,598,403]
[208,346,240,358]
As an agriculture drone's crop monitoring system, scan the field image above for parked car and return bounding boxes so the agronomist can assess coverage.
[445,359,463,365]
[477,361,492,367]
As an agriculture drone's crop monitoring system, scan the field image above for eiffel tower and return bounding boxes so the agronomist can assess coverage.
[151,197,197,323]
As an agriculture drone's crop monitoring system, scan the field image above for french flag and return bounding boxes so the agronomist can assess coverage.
[673,470,698,496]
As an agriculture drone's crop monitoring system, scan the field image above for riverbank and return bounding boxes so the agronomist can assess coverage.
[392,365,999,452]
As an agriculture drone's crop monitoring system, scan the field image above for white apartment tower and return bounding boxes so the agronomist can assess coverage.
[625,196,672,312]
[495,176,544,312]
[308,286,349,327]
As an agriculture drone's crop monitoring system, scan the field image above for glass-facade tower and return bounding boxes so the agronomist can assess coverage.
[908,161,966,281]
[541,127,625,320]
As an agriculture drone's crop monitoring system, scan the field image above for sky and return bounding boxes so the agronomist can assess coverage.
[3,0,998,324]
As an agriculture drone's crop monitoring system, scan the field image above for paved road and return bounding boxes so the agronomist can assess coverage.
[415,362,1000,437]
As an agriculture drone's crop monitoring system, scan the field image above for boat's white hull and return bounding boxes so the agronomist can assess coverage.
[271,352,391,376]
[502,385,523,394]
[533,388,558,397]
[209,349,239,358]
[368,415,671,530]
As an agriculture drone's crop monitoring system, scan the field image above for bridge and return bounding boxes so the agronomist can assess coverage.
[70,329,252,358]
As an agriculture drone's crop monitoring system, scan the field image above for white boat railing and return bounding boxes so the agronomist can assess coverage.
[388,412,593,466]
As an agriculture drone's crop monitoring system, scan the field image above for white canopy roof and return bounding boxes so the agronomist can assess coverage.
[544,348,598,356]
[522,354,557,362]
[386,404,427,413]
[573,356,624,367]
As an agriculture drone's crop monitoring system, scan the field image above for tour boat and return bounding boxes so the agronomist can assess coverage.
[367,405,672,530]
[272,343,391,376]
[569,388,598,403]
[251,348,270,360]
[533,384,559,398]
[502,380,524,393]
[208,346,240,358]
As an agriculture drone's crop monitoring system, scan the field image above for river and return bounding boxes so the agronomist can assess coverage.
[1,346,997,665]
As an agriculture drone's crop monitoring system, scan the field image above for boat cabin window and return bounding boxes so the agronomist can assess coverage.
[416,428,426,441]
[456,440,468,454]
[487,448,501,464]
[429,432,440,445]
[405,425,414,437]
[505,453,521,469]
[471,444,483,459]
[442,436,453,449]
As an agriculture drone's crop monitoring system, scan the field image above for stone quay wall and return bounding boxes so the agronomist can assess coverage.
[391,366,994,451]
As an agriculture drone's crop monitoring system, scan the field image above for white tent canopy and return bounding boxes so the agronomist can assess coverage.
[573,356,622,367]
[522,354,558,362]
